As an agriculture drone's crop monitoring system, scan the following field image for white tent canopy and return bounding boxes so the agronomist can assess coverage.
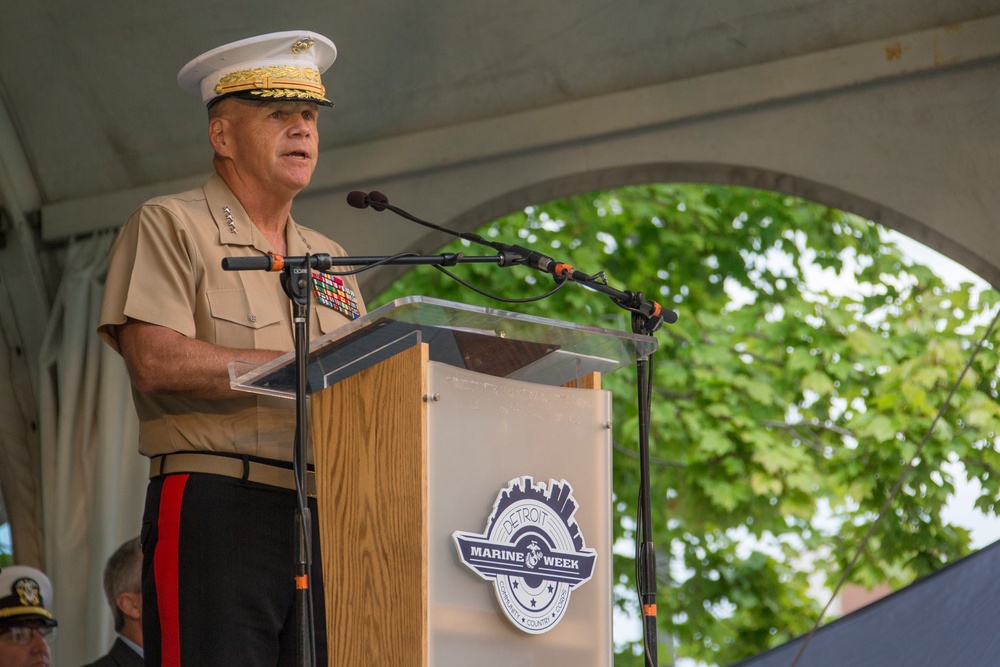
[2,2,1000,663]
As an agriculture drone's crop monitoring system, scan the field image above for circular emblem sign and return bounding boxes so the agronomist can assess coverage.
[453,476,597,634]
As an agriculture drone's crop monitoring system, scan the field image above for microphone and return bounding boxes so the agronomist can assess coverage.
[346,190,369,209]
[367,191,388,212]
[346,190,389,212]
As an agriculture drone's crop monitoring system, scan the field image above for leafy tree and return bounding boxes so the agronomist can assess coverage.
[0,525,11,567]
[369,183,1000,665]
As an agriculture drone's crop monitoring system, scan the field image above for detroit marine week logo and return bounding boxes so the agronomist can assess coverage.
[452,476,597,634]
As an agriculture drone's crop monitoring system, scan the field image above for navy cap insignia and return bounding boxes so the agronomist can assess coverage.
[14,578,42,607]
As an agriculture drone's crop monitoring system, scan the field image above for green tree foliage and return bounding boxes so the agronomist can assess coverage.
[369,183,1000,665]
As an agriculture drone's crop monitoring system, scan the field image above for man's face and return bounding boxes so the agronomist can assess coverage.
[0,623,53,667]
[222,99,321,197]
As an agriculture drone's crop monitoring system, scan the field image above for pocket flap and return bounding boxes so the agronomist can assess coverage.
[207,289,283,329]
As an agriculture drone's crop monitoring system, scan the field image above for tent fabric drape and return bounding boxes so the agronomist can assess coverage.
[0,281,44,567]
[38,231,146,666]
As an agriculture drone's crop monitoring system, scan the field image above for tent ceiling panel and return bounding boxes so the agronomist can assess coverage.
[3,1,1000,208]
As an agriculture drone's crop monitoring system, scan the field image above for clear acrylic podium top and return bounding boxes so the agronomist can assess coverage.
[229,296,659,399]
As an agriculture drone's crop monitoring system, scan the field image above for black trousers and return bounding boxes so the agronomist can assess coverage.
[140,473,327,666]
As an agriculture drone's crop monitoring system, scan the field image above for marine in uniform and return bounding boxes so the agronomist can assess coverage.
[98,30,365,666]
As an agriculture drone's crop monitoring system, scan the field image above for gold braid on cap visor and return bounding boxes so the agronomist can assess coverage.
[0,606,53,620]
[214,65,329,103]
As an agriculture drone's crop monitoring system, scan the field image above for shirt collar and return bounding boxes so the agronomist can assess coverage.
[120,634,143,658]
[204,173,305,256]
[204,173,255,248]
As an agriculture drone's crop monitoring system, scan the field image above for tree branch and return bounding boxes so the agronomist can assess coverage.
[763,419,854,437]
[732,347,784,367]
[613,441,688,468]
[960,457,1000,479]
[652,386,697,401]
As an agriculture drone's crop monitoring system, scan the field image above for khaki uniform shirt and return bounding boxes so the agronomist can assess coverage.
[98,174,366,462]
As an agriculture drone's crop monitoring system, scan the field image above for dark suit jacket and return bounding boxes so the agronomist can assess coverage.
[80,637,144,667]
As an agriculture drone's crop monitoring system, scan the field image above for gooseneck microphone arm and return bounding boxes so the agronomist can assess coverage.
[348,190,496,249]
[347,191,558,272]
[345,190,678,334]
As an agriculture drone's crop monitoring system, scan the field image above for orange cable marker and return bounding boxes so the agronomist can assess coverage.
[643,604,657,617]
[268,252,285,272]
[553,263,574,277]
[295,575,308,590]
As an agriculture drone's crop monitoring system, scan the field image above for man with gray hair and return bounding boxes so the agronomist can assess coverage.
[81,537,143,667]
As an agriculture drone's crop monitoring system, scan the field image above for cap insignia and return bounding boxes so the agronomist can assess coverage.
[14,578,41,607]
[292,38,314,54]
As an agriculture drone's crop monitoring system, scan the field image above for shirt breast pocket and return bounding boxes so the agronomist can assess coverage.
[207,288,284,350]
[315,302,352,336]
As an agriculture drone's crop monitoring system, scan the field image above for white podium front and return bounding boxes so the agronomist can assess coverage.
[428,360,612,664]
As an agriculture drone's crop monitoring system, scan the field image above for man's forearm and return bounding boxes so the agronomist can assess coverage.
[116,318,284,399]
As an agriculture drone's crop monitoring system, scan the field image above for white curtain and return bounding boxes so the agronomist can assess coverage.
[0,287,44,567]
[38,232,146,666]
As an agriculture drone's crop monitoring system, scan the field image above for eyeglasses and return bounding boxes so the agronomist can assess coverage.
[0,624,57,645]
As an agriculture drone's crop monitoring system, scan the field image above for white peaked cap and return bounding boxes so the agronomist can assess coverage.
[0,565,57,627]
[177,30,337,107]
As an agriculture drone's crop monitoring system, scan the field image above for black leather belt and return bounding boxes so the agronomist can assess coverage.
[149,452,316,496]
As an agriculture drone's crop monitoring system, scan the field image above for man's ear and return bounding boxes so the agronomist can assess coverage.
[209,116,230,157]
[117,591,142,621]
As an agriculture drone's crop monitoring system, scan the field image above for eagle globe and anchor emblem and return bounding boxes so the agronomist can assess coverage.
[452,476,597,634]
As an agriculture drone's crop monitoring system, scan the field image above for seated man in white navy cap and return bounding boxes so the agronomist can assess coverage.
[98,30,366,666]
[0,565,59,667]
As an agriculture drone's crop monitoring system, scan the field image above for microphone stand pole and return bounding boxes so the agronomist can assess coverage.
[537,269,665,667]
[631,312,660,667]
[280,256,317,667]
[534,266,664,666]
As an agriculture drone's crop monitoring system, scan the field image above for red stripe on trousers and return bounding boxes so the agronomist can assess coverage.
[155,474,189,667]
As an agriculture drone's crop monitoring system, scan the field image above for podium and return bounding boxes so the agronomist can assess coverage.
[231,297,657,666]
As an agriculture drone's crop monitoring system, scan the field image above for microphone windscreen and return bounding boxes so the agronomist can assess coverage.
[346,190,370,209]
[368,191,389,211]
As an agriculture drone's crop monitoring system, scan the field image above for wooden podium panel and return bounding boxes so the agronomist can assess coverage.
[312,343,429,666]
